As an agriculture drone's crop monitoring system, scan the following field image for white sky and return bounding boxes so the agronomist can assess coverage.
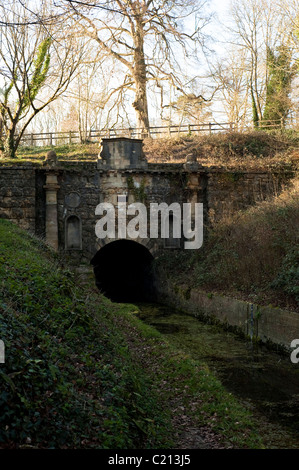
[207,0,232,49]
[14,0,278,132]
[211,0,231,15]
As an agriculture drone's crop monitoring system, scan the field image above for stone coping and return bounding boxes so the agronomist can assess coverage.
[157,283,299,351]
[0,161,295,176]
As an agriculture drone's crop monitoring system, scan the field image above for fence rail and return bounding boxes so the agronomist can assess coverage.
[16,119,286,148]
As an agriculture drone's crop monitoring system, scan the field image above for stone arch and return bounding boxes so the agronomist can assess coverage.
[95,236,161,257]
[65,215,82,250]
[90,239,156,302]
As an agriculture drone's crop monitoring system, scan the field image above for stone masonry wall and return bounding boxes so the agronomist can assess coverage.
[56,163,101,264]
[0,163,295,265]
[207,170,292,223]
[156,281,299,350]
[0,165,36,232]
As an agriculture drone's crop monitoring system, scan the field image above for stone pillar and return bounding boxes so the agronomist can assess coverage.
[187,174,199,219]
[44,171,60,251]
[184,153,204,218]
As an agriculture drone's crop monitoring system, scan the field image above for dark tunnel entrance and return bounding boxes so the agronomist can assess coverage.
[90,240,156,302]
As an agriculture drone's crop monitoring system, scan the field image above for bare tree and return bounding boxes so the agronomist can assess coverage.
[227,0,292,126]
[55,0,211,132]
[67,60,106,142]
[0,1,84,158]
[275,0,299,32]
[210,48,250,128]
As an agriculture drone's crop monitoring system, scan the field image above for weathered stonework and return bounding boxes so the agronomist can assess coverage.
[44,170,60,251]
[56,163,101,264]
[98,137,148,169]
[0,139,294,266]
[206,170,290,223]
[0,165,36,232]
[156,282,299,350]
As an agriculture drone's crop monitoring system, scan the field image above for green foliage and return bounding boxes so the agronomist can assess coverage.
[22,38,51,112]
[263,45,296,127]
[0,220,264,449]
[271,247,299,303]
[0,220,170,448]
[156,177,299,310]
[1,76,15,107]
[0,220,266,449]
[243,136,268,158]
[122,308,262,449]
[1,37,51,159]
[0,78,15,150]
[127,176,147,202]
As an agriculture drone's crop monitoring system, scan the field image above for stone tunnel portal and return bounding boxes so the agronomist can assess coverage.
[91,240,155,302]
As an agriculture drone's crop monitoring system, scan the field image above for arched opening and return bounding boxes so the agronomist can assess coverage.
[65,215,82,250]
[90,240,155,302]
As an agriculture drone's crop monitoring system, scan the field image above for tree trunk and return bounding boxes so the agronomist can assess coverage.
[0,118,3,148]
[3,127,17,158]
[132,24,150,135]
[132,72,149,131]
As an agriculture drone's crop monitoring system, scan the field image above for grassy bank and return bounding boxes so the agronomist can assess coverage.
[144,129,299,170]
[156,176,299,312]
[0,220,172,449]
[0,130,298,171]
[0,220,262,448]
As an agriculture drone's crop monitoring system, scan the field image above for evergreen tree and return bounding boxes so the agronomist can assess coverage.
[262,45,296,128]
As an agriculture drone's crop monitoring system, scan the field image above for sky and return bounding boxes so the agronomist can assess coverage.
[2,0,277,132]
[211,0,231,15]
[207,0,232,49]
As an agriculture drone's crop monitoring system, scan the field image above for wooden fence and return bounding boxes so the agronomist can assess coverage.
[17,119,286,147]
[18,122,235,147]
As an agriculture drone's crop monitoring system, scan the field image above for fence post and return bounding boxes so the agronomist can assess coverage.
[209,123,212,135]
[31,133,34,146]
[69,131,72,144]
[49,133,53,146]
[188,124,191,135]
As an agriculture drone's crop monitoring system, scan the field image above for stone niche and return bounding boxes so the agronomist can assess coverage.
[97,137,148,170]
[65,215,82,250]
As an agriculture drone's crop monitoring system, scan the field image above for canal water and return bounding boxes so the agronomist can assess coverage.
[136,302,299,449]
